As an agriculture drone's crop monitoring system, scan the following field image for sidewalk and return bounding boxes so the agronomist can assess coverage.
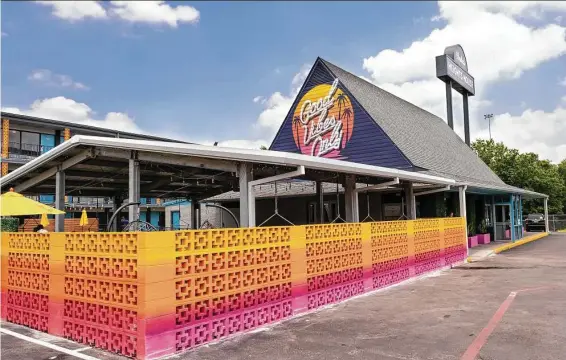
[467,232,549,263]
[467,241,507,262]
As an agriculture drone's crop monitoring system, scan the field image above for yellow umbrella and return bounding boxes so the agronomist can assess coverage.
[79,209,89,226]
[0,190,65,216]
[40,213,50,226]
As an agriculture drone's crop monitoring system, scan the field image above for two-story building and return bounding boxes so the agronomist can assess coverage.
[0,112,188,229]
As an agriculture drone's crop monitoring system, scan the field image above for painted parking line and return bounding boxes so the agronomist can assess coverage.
[460,291,517,360]
[75,346,93,352]
[460,285,557,360]
[0,327,100,360]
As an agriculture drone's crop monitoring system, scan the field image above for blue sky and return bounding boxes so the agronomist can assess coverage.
[1,1,565,161]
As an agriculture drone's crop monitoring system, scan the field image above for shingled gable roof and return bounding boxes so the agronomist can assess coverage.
[318,58,506,187]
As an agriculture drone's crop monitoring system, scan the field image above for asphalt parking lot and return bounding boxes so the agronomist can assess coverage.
[2,233,565,360]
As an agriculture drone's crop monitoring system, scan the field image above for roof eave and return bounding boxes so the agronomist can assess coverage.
[1,135,457,191]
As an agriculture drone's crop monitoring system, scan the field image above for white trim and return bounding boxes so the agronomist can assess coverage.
[353,178,399,193]
[414,185,451,196]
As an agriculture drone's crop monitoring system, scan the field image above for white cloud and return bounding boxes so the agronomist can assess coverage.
[560,76,566,86]
[361,1,566,160]
[2,96,141,133]
[252,64,311,139]
[36,1,107,21]
[1,97,265,148]
[28,69,89,90]
[477,106,566,162]
[36,1,199,27]
[109,1,199,27]
[188,64,313,151]
[1,32,7,37]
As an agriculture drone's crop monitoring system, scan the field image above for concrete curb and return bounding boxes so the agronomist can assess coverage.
[492,232,549,254]
[466,232,550,263]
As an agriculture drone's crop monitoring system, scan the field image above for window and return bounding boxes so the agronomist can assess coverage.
[20,132,40,157]
[40,134,55,154]
[8,130,20,153]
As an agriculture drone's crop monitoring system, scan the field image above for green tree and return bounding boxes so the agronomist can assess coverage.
[472,139,566,214]
[259,145,268,150]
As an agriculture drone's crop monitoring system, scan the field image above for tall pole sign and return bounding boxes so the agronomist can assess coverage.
[436,45,475,146]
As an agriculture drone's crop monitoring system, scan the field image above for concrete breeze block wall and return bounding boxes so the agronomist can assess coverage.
[1,218,467,359]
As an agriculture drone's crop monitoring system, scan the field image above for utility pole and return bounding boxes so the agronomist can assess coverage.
[484,113,493,141]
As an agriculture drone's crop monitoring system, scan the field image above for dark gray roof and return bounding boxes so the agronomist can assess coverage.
[320,59,505,187]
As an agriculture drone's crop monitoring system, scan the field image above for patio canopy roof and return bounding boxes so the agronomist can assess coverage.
[0,136,456,200]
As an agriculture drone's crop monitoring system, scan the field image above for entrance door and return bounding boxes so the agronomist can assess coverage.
[495,205,510,240]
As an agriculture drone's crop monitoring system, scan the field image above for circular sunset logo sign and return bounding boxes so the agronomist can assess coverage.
[291,79,354,158]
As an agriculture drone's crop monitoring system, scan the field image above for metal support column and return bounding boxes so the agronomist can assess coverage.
[459,186,468,250]
[238,163,252,227]
[128,157,140,223]
[445,81,453,130]
[463,92,470,146]
[344,175,358,222]
[404,182,416,220]
[521,196,525,237]
[111,195,120,231]
[491,196,497,241]
[544,197,549,233]
[510,194,515,243]
[190,200,197,229]
[55,169,65,232]
[316,181,324,224]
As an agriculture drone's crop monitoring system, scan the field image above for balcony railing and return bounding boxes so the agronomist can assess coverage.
[7,142,55,160]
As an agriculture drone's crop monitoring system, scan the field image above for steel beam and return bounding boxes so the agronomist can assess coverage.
[353,178,399,193]
[136,152,237,172]
[414,185,451,197]
[14,149,95,192]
